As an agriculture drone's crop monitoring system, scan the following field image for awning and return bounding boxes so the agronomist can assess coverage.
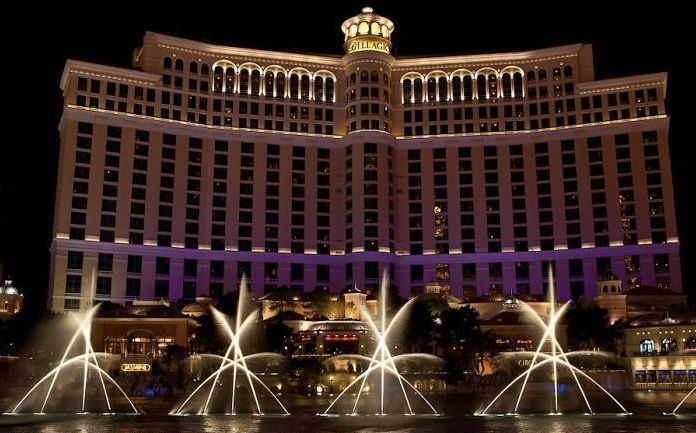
[634,370,646,375]
[673,370,687,374]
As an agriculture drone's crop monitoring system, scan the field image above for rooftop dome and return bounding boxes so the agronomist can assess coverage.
[341,7,395,54]
[503,294,520,308]
[0,280,21,296]
[181,296,212,317]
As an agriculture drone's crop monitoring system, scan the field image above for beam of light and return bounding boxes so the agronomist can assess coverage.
[669,385,696,414]
[170,351,289,415]
[478,265,628,416]
[320,271,440,416]
[10,305,138,415]
[172,277,289,416]
[10,353,138,414]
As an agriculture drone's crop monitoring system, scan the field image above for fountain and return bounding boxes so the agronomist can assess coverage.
[665,385,695,415]
[476,267,630,416]
[318,272,441,416]
[5,304,139,415]
[171,278,289,415]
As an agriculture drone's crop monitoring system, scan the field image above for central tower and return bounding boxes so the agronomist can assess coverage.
[341,7,395,133]
[340,8,397,291]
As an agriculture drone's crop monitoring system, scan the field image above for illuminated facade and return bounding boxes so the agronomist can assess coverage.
[49,8,680,312]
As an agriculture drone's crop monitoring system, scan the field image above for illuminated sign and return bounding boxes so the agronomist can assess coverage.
[516,359,532,367]
[121,363,151,372]
[347,37,390,54]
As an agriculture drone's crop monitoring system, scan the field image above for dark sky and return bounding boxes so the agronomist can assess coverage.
[1,2,691,310]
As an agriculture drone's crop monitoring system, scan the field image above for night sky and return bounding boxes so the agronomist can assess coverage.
[1,2,690,311]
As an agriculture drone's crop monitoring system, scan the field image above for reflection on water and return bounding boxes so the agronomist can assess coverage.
[0,413,692,433]
[0,391,693,433]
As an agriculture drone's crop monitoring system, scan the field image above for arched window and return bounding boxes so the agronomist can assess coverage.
[314,76,324,101]
[686,337,696,350]
[200,64,209,76]
[189,62,198,74]
[213,66,223,93]
[350,72,356,84]
[289,74,300,99]
[639,339,655,355]
[300,75,310,100]
[513,72,523,98]
[360,70,369,82]
[371,70,378,82]
[175,59,184,71]
[371,22,380,35]
[564,65,573,78]
[427,77,437,102]
[326,77,334,102]
[358,22,369,35]
[538,68,547,81]
[463,75,473,101]
[452,76,462,101]
[488,74,498,99]
[250,70,261,96]
[128,332,153,356]
[413,79,423,102]
[661,337,678,354]
[477,75,487,100]
[438,77,448,101]
[225,67,235,94]
[403,79,413,103]
[276,72,285,98]
[502,73,512,98]
[265,71,275,96]
[527,70,536,83]
[163,57,173,69]
[552,67,561,80]
[239,69,250,94]
[383,73,389,85]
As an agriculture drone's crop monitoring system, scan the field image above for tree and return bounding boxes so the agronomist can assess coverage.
[264,320,293,353]
[566,303,622,352]
[435,305,494,380]
[402,298,437,353]
[370,283,406,314]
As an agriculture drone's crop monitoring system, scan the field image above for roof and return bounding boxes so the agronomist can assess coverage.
[626,285,686,297]
[265,310,308,321]
[480,310,537,326]
[0,280,21,296]
[468,293,546,303]
[97,303,189,319]
[598,268,619,282]
[627,312,696,327]
[303,320,369,332]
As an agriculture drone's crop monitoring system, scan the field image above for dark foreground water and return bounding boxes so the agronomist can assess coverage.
[1,391,694,432]
[1,412,695,433]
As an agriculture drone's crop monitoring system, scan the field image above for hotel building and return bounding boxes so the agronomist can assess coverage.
[49,8,681,311]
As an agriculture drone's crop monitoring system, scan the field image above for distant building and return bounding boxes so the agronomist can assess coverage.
[0,280,23,319]
[595,268,688,324]
[259,286,377,323]
[49,7,680,312]
[622,312,696,389]
[91,299,198,372]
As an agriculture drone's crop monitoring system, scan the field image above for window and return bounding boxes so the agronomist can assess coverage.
[65,275,82,294]
[67,251,83,270]
[97,253,113,272]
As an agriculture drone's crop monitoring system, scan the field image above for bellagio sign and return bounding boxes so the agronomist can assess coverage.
[347,37,390,55]
[121,363,151,372]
